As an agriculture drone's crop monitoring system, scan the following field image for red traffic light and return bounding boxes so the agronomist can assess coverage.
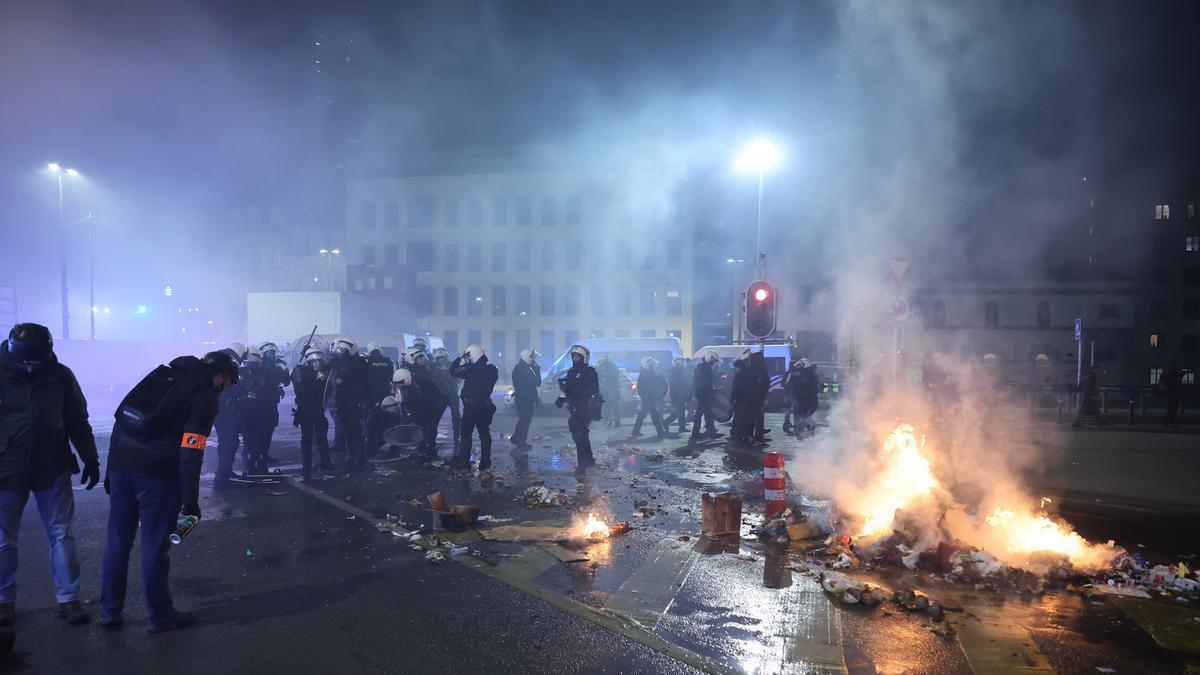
[745,280,777,338]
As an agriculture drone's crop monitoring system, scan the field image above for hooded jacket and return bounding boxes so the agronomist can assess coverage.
[0,341,98,492]
[107,356,219,510]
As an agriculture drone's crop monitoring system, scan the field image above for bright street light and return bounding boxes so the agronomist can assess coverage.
[733,137,783,279]
[47,162,61,172]
[47,163,82,340]
[65,168,79,177]
[319,248,341,290]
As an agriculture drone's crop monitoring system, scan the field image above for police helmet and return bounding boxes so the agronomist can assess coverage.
[464,344,486,364]
[520,348,539,365]
[640,356,657,370]
[432,347,451,361]
[569,344,591,365]
[6,323,54,365]
[245,346,263,364]
[259,342,278,357]
[227,342,248,361]
[392,368,413,387]
[412,336,428,350]
[333,338,356,354]
[672,356,686,367]
[304,347,325,365]
[202,350,240,384]
[381,395,402,414]
[367,342,383,356]
[703,350,720,364]
[799,357,811,368]
[402,346,428,366]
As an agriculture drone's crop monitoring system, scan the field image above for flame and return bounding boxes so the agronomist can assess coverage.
[856,424,940,539]
[981,506,1115,572]
[580,512,611,540]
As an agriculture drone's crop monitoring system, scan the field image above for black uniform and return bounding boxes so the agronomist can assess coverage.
[631,366,668,437]
[365,352,394,407]
[365,401,403,458]
[596,359,622,428]
[450,356,499,470]
[237,360,288,476]
[213,379,243,485]
[560,362,600,471]
[331,351,370,470]
[730,361,757,444]
[408,362,445,462]
[431,359,462,447]
[291,362,333,475]
[510,360,542,447]
[748,351,770,440]
[690,360,719,438]
[101,355,218,628]
[663,362,693,433]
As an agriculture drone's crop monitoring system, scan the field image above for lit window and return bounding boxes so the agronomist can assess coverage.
[1149,367,1163,385]
[1185,372,1196,385]
[1187,236,1200,252]
[1190,204,1196,221]
[1150,334,1159,348]
[1155,204,1170,220]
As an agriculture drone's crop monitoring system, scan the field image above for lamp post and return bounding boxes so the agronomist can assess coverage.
[47,163,80,340]
[319,248,341,290]
[733,139,782,279]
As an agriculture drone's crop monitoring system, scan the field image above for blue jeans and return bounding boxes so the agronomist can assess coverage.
[100,469,180,624]
[0,471,82,604]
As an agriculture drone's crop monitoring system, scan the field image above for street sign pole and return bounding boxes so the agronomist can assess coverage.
[1074,318,1083,413]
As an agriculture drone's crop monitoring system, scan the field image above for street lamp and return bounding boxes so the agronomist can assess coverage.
[733,138,782,278]
[47,163,81,340]
[319,248,341,291]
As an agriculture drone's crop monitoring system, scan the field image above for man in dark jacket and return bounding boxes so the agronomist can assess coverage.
[748,350,771,443]
[0,324,99,626]
[510,348,541,449]
[330,338,370,471]
[291,348,334,478]
[238,347,289,476]
[101,350,238,633]
[557,345,600,474]
[690,351,722,442]
[631,357,668,439]
[729,357,757,445]
[662,357,692,434]
[450,345,499,471]
[403,347,445,463]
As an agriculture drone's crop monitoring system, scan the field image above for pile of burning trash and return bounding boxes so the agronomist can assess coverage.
[765,423,1199,606]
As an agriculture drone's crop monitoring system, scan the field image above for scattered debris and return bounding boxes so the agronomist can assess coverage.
[524,483,570,508]
[424,550,445,564]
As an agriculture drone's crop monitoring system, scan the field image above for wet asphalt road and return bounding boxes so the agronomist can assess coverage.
[1,402,1197,674]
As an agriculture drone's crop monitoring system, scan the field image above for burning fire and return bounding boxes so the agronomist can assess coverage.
[580,513,611,540]
[856,424,939,539]
[845,423,1117,573]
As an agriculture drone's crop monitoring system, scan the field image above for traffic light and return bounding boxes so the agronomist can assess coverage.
[745,279,776,338]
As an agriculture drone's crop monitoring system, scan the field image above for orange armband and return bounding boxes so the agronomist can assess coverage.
[181,433,208,451]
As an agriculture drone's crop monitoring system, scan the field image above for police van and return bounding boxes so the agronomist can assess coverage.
[691,344,793,410]
[506,337,683,412]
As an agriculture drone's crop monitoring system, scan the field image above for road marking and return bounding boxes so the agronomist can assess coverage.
[607,536,699,629]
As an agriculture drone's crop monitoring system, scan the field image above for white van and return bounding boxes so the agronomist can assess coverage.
[507,337,683,410]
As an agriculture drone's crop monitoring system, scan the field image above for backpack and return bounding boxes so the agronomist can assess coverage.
[114,364,202,438]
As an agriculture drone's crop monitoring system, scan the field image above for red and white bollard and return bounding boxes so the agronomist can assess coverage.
[763,452,786,519]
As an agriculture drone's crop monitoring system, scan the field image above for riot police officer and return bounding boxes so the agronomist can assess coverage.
[631,357,668,439]
[430,348,461,448]
[510,348,541,449]
[450,345,499,472]
[213,342,246,490]
[402,347,444,463]
[330,338,369,471]
[257,342,291,465]
[596,355,622,428]
[291,348,334,478]
[663,357,692,433]
[365,343,394,408]
[690,350,722,442]
[557,345,600,475]
[237,347,284,476]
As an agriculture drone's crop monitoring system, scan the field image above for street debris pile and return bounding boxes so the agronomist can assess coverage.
[771,423,1198,606]
[523,482,571,508]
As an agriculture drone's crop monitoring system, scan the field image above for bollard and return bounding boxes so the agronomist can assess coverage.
[1128,398,1136,425]
[763,452,786,519]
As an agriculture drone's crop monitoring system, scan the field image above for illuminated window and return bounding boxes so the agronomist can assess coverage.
[1187,236,1200,252]
[1155,204,1170,220]
[1149,367,1163,385]
[1150,334,1159,348]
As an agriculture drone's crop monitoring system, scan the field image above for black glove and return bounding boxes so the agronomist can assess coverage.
[555,397,565,409]
[292,408,301,428]
[81,461,100,491]
[182,503,202,520]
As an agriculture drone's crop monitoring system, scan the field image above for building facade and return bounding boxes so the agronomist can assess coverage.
[1135,198,1200,385]
[345,171,695,377]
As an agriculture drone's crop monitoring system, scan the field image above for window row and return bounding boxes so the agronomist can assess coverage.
[359,196,585,229]
[1148,333,1199,353]
[359,240,685,272]
[1154,204,1198,221]
[1150,300,1200,320]
[925,300,1125,328]
[1152,267,1200,285]
[410,285,684,317]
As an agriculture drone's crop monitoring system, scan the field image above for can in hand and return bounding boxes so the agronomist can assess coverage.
[169,515,199,545]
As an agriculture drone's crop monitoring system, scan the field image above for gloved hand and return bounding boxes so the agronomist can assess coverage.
[81,461,101,490]
[182,503,202,520]
[555,397,565,409]
[292,408,300,428]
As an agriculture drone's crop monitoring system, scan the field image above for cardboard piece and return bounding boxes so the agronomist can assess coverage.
[701,492,742,536]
